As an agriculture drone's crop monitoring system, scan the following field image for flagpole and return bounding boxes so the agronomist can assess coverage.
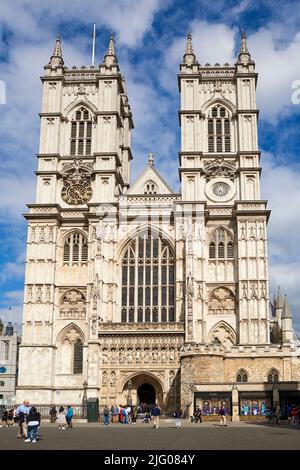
[92,23,96,66]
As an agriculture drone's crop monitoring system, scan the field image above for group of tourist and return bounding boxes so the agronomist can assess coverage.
[0,401,75,443]
[102,404,185,429]
[49,404,74,429]
[103,403,163,427]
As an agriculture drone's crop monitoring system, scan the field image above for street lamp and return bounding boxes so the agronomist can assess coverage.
[126,379,133,406]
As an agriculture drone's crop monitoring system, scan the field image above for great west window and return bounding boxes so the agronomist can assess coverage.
[121,231,175,323]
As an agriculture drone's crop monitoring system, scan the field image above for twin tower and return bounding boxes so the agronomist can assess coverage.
[16,32,297,418]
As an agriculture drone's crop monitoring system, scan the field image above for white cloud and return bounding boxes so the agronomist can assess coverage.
[260,151,300,325]
[0,0,166,47]
[249,28,300,122]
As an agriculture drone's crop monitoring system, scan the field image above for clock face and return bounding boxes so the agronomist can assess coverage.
[212,182,230,197]
[61,181,92,205]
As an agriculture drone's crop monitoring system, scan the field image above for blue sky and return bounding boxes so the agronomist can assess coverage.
[0,0,300,332]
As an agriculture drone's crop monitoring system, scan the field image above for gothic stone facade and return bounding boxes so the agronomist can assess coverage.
[17,33,300,418]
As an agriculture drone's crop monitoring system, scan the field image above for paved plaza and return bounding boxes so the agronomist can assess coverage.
[1,421,300,450]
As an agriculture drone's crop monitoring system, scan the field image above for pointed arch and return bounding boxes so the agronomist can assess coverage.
[60,230,88,265]
[237,368,248,383]
[64,99,98,118]
[204,100,235,154]
[120,371,165,395]
[209,226,234,260]
[117,224,175,260]
[120,227,175,323]
[208,320,236,347]
[56,323,85,375]
[56,322,85,345]
[202,97,236,115]
[267,368,279,383]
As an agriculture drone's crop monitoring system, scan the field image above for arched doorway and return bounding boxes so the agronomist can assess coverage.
[138,383,156,406]
[121,373,164,408]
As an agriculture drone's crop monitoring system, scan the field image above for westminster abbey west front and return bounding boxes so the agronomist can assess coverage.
[16,32,300,420]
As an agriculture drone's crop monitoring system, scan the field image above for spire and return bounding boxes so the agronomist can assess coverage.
[49,34,64,68]
[183,32,198,66]
[276,286,284,310]
[148,153,155,167]
[103,32,118,67]
[237,30,252,65]
[282,295,292,319]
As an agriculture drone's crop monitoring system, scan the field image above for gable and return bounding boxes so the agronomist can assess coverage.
[126,165,175,195]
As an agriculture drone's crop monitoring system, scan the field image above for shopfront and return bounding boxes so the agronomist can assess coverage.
[279,391,300,419]
[239,391,272,417]
[194,392,232,417]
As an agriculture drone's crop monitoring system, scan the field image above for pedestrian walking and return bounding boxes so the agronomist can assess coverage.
[13,408,18,426]
[131,407,138,424]
[49,405,57,423]
[0,408,9,427]
[57,406,67,430]
[219,405,227,426]
[24,406,41,443]
[16,401,31,438]
[66,405,74,428]
[151,404,161,429]
[8,408,14,426]
[103,405,110,425]
[194,406,202,423]
[174,408,182,428]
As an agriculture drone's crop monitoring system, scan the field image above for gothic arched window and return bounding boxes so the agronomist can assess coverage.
[73,339,83,374]
[209,227,234,260]
[63,232,88,265]
[237,369,248,383]
[207,105,231,153]
[70,107,93,156]
[121,230,175,323]
[267,368,279,383]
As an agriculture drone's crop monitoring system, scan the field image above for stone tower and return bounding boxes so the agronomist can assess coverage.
[17,34,133,403]
[178,32,270,347]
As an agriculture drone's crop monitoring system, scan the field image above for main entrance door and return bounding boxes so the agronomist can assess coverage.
[138,383,156,409]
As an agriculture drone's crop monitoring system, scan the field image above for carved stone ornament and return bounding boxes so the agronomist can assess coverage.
[203,157,236,181]
[208,287,235,315]
[61,159,93,205]
[59,289,86,319]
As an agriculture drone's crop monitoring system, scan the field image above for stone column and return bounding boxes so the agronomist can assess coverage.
[231,385,240,422]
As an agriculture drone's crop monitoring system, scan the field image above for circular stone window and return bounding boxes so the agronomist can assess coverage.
[212,182,230,197]
[205,177,236,203]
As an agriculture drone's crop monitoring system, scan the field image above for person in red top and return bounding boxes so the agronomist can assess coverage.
[291,406,298,425]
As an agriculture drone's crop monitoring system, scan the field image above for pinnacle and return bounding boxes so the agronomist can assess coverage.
[240,30,249,54]
[107,32,116,56]
[185,32,194,55]
[53,34,62,57]
[103,32,118,67]
[183,32,198,66]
